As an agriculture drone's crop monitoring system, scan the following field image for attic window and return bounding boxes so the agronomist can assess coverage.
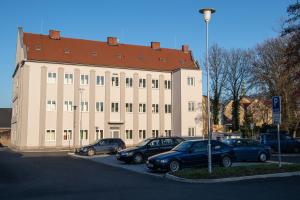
[64,48,71,54]
[35,45,42,51]
[159,57,167,62]
[91,51,97,56]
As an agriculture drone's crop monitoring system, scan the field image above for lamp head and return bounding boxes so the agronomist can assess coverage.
[199,8,216,22]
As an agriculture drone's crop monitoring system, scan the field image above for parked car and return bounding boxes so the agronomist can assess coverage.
[260,133,300,153]
[116,137,185,164]
[146,139,234,172]
[75,138,126,156]
[223,138,271,162]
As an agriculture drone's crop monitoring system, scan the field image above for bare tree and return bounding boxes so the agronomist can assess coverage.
[224,49,252,131]
[208,44,228,125]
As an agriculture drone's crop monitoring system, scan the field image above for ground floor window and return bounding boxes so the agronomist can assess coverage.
[126,130,133,139]
[96,129,103,140]
[139,130,146,139]
[80,130,88,140]
[45,129,56,141]
[152,130,159,138]
[165,130,172,137]
[63,130,72,140]
[188,127,195,137]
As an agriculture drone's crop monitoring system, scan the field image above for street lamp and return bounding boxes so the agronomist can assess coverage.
[199,8,215,174]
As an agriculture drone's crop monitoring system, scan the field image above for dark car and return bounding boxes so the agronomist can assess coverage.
[75,138,126,156]
[116,137,185,164]
[260,133,300,153]
[223,138,271,162]
[146,139,234,172]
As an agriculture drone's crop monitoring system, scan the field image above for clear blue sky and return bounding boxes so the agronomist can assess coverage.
[0,0,293,108]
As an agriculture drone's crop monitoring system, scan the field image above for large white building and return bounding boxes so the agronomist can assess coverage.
[11,28,203,150]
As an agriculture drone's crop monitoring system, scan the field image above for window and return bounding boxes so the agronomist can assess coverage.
[63,130,72,140]
[139,103,146,113]
[96,102,104,112]
[126,103,133,112]
[47,72,56,84]
[80,130,88,140]
[47,100,56,111]
[161,138,174,146]
[188,127,195,137]
[112,76,119,87]
[148,139,160,147]
[165,130,172,137]
[111,102,119,112]
[45,130,56,141]
[80,75,89,85]
[188,101,195,112]
[126,77,133,87]
[152,130,159,138]
[96,76,104,86]
[187,77,195,86]
[95,129,103,140]
[152,79,159,89]
[139,78,146,88]
[152,104,159,113]
[64,101,73,111]
[139,130,146,139]
[126,130,133,139]
[165,104,172,113]
[190,141,207,153]
[164,80,171,89]
[64,73,73,84]
[80,101,89,112]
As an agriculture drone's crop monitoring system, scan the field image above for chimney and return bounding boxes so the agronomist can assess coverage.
[49,30,60,40]
[151,42,160,50]
[182,45,189,53]
[107,37,118,45]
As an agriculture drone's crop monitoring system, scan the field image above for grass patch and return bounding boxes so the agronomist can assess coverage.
[172,164,300,179]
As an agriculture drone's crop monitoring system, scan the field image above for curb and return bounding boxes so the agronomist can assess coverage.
[165,171,300,183]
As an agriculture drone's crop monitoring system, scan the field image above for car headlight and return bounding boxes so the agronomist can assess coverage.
[159,159,168,164]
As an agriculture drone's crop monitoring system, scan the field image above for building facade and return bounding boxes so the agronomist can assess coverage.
[11,28,203,150]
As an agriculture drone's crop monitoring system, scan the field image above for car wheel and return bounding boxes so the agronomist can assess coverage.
[259,152,267,162]
[293,147,300,153]
[221,156,232,168]
[87,149,95,156]
[169,160,180,173]
[133,153,143,164]
[116,146,123,152]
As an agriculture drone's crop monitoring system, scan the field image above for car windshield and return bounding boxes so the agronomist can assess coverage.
[136,139,151,147]
[172,141,193,152]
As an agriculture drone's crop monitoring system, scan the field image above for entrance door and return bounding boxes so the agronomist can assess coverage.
[111,130,120,138]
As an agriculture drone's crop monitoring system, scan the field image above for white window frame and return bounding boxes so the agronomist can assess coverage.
[80,74,89,85]
[111,102,119,112]
[126,103,133,113]
[188,127,195,137]
[152,104,159,113]
[139,78,146,88]
[112,76,119,87]
[45,129,56,141]
[139,103,146,113]
[64,73,73,85]
[152,79,159,89]
[63,130,72,140]
[64,101,73,112]
[125,77,133,88]
[188,101,195,112]
[80,130,88,140]
[139,130,146,139]
[95,129,104,140]
[80,101,89,112]
[96,102,104,112]
[165,104,172,113]
[187,77,195,86]
[165,130,172,137]
[47,72,56,84]
[164,80,171,89]
[152,130,159,138]
[47,100,56,111]
[126,130,133,140]
[96,75,104,86]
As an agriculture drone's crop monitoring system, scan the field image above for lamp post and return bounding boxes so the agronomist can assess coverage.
[79,88,85,147]
[199,8,215,174]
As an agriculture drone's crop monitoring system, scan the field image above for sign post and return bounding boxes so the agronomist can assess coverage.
[272,96,282,168]
[250,123,254,139]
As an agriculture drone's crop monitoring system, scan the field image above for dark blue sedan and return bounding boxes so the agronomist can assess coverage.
[146,140,235,173]
[223,139,271,162]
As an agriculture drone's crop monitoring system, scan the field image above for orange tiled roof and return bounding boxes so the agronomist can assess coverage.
[23,32,197,71]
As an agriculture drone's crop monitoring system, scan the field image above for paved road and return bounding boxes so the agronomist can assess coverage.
[1,148,300,200]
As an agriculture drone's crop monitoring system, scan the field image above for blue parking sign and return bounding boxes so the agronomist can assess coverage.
[272,96,281,124]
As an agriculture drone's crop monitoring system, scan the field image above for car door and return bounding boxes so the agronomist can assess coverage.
[160,138,175,153]
[180,141,208,167]
[145,139,161,157]
[94,139,110,154]
[232,139,252,161]
[246,140,261,161]
[211,140,224,164]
